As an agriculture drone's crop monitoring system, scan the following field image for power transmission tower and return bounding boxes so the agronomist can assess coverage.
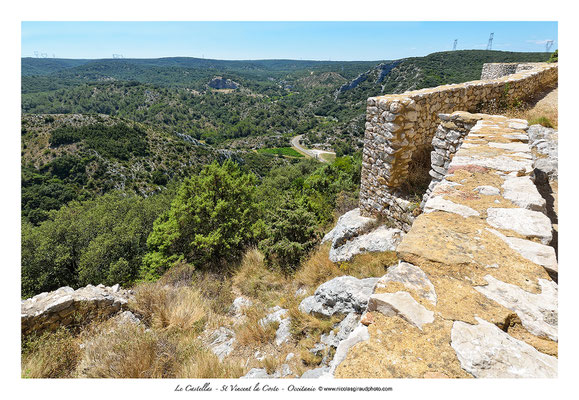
[545,40,554,53]
[486,33,494,50]
[453,39,458,51]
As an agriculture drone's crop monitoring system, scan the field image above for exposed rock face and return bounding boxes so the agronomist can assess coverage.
[259,306,291,346]
[229,296,253,317]
[322,208,375,247]
[368,292,434,330]
[451,318,557,378]
[208,76,239,90]
[208,327,236,361]
[328,225,403,263]
[299,276,379,317]
[21,284,132,335]
[320,313,360,348]
[323,208,403,263]
[486,208,552,245]
[336,112,558,379]
[528,124,558,180]
[377,261,437,305]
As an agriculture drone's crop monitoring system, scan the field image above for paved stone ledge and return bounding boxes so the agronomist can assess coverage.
[335,113,558,379]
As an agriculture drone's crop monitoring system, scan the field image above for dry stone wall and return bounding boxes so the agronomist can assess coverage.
[21,284,132,336]
[336,113,558,378]
[359,62,557,228]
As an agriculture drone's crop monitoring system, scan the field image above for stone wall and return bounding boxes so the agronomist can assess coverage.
[336,113,558,378]
[21,284,132,336]
[359,62,557,228]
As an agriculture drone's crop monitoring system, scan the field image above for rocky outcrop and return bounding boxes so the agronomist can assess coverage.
[322,207,404,263]
[259,306,291,346]
[21,284,132,335]
[208,76,239,90]
[299,276,379,317]
[329,225,403,263]
[208,327,236,361]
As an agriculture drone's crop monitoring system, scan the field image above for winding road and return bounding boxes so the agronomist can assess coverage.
[291,135,336,163]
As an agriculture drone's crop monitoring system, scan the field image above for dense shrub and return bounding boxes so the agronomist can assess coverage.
[140,160,262,280]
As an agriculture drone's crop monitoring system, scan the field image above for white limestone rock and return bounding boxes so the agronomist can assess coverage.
[299,276,379,316]
[209,327,236,361]
[229,296,253,316]
[368,291,435,330]
[475,275,558,341]
[501,176,546,212]
[486,228,558,275]
[486,208,552,244]
[328,225,403,263]
[259,306,291,346]
[474,185,500,196]
[488,141,529,153]
[328,325,370,375]
[320,312,360,348]
[322,208,376,247]
[451,317,557,378]
[376,261,437,305]
[424,196,480,218]
[451,155,533,174]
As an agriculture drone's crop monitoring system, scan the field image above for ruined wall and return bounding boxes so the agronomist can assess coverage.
[336,113,558,379]
[359,62,557,228]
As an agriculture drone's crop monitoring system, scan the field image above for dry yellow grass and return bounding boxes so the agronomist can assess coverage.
[177,347,245,378]
[235,306,279,346]
[232,248,288,304]
[130,283,207,333]
[21,328,81,378]
[294,243,342,290]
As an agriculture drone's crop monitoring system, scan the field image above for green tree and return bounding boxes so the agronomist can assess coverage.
[140,160,262,280]
[259,197,319,272]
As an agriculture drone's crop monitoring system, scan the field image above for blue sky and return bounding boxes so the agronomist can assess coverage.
[21,21,558,61]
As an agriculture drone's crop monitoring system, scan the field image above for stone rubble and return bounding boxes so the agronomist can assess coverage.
[21,284,132,335]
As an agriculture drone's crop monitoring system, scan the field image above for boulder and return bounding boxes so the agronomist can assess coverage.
[320,313,360,348]
[299,276,379,316]
[328,226,403,263]
[322,208,376,247]
[451,317,557,378]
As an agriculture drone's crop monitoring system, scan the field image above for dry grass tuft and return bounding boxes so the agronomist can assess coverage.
[177,347,245,378]
[232,248,288,304]
[294,243,342,290]
[21,328,81,378]
[76,321,190,378]
[235,307,279,346]
[130,283,207,333]
[338,251,399,278]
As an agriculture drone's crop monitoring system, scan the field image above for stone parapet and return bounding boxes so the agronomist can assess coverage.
[359,63,557,224]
